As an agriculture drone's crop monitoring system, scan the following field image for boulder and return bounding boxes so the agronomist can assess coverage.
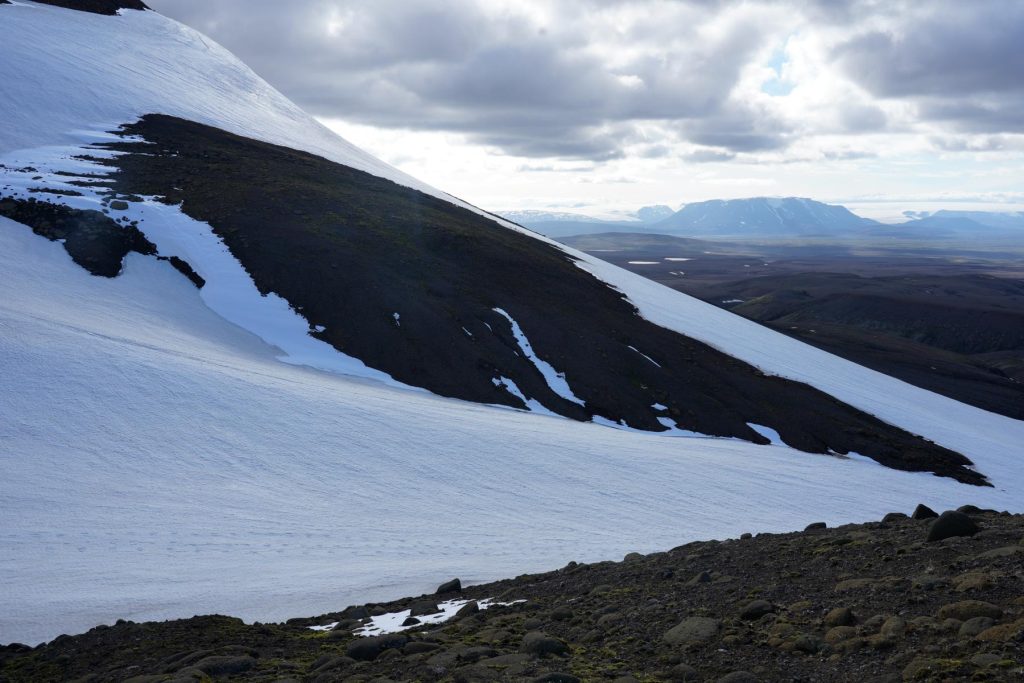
[804,522,827,531]
[958,617,995,638]
[936,600,1002,622]
[191,656,256,676]
[912,504,938,520]
[738,600,774,620]
[345,634,409,661]
[409,601,441,617]
[823,607,856,627]
[926,511,979,542]
[456,601,480,618]
[663,617,721,645]
[520,632,569,657]
[436,578,462,594]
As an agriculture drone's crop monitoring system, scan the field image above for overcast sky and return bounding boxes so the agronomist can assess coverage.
[147,0,1024,220]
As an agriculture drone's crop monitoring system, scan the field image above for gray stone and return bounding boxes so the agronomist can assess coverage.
[958,616,995,638]
[739,599,774,620]
[191,656,256,676]
[409,600,441,617]
[520,631,569,657]
[663,617,721,645]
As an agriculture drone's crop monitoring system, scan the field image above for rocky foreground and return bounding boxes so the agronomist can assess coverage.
[2,507,1023,682]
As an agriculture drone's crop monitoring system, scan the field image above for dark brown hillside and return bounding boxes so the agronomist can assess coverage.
[56,114,982,484]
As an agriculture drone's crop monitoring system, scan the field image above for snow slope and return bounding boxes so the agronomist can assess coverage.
[2,223,1021,645]
[1,0,1023,646]
[0,2,506,226]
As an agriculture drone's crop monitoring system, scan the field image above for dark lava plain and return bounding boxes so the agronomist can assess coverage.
[69,114,982,483]
[563,233,1024,421]
[3,508,1022,682]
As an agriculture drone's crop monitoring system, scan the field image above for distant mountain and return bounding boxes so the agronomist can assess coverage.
[499,209,617,225]
[635,204,675,223]
[655,197,878,237]
[894,210,1024,238]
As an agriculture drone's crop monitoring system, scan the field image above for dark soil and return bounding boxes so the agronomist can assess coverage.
[563,234,1024,421]
[62,114,980,484]
[3,508,1022,682]
[20,0,149,15]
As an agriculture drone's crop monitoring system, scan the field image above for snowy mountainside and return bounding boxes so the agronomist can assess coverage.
[2,222,1022,645]
[0,3,981,480]
[655,197,878,237]
[1,0,1023,646]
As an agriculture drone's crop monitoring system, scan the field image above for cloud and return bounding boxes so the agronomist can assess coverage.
[147,0,1024,163]
[834,0,1024,133]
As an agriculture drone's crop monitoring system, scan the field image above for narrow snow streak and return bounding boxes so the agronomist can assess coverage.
[492,308,584,406]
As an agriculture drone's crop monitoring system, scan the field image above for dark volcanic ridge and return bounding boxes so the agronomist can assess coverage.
[3,507,1022,682]
[21,112,975,484]
[15,0,150,15]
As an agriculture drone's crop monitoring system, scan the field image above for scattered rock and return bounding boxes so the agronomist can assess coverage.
[976,621,1024,642]
[346,634,409,662]
[436,578,462,594]
[109,199,130,211]
[738,600,774,620]
[936,601,1001,622]
[926,511,979,542]
[663,617,721,645]
[882,512,908,523]
[550,606,574,622]
[805,522,827,531]
[974,545,1022,560]
[880,616,906,639]
[911,504,938,520]
[718,673,759,683]
[403,641,440,655]
[686,571,712,585]
[825,626,857,644]
[793,634,823,654]
[191,656,256,676]
[835,578,875,592]
[824,607,856,627]
[520,632,569,657]
[667,663,700,680]
[402,617,421,626]
[456,601,480,618]
[958,616,995,638]
[409,601,441,617]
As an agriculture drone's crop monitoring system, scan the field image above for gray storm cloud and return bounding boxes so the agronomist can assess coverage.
[147,0,1024,160]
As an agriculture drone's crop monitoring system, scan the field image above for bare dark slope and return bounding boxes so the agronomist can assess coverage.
[23,0,149,15]
[76,115,981,483]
